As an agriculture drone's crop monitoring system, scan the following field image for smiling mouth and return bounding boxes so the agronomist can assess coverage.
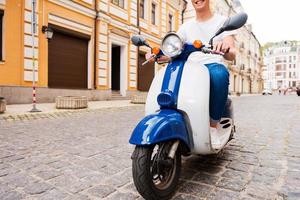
[195,0,205,5]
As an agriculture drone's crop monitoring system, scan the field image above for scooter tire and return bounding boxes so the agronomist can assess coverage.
[132,145,181,200]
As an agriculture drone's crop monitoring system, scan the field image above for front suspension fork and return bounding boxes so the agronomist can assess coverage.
[168,140,180,159]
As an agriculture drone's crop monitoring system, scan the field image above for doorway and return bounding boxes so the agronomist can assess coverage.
[241,78,244,93]
[233,75,237,92]
[111,45,121,91]
[138,51,154,91]
[48,25,89,89]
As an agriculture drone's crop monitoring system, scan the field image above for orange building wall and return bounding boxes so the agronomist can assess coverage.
[0,0,23,86]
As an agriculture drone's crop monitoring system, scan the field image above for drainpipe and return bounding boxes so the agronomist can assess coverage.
[93,1,99,89]
[136,0,140,90]
[137,0,140,32]
[181,0,187,24]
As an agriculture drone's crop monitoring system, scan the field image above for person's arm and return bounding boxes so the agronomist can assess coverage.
[213,35,236,61]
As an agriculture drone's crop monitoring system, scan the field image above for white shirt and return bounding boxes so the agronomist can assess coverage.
[177,14,236,64]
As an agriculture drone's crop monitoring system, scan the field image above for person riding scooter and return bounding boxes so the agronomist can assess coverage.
[146,0,237,146]
[130,8,247,199]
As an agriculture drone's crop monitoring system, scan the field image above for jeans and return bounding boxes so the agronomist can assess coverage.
[205,63,229,123]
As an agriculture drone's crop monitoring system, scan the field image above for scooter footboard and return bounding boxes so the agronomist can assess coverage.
[129,109,190,147]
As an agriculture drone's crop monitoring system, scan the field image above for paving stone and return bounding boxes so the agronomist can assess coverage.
[245,183,277,199]
[87,185,116,198]
[0,183,11,194]
[221,169,249,180]
[252,166,281,178]
[178,182,213,197]
[0,190,24,200]
[23,182,53,195]
[48,160,70,169]
[216,177,247,192]
[104,170,132,188]
[180,168,198,180]
[172,193,202,200]
[251,174,278,185]
[67,180,93,194]
[122,182,138,193]
[39,188,68,200]
[35,169,62,180]
[48,174,78,188]
[192,172,220,185]
[106,192,139,200]
[226,162,252,172]
[207,188,240,200]
[3,172,38,188]
[63,194,91,200]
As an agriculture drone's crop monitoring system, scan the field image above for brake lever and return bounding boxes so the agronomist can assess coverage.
[142,55,156,66]
[202,47,225,56]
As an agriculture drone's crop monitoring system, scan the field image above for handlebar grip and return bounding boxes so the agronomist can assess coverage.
[141,55,157,66]
[202,47,225,56]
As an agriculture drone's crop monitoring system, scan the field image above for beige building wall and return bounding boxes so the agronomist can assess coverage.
[184,0,263,94]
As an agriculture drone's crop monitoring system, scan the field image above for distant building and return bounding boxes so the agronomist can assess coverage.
[263,41,300,90]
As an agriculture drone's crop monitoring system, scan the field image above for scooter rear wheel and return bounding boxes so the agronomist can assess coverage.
[132,142,181,200]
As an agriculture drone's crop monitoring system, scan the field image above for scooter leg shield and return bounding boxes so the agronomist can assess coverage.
[222,98,233,119]
[129,109,190,148]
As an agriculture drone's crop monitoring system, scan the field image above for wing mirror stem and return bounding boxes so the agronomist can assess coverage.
[208,28,224,47]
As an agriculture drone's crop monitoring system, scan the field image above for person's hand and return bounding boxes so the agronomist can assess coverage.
[213,41,231,54]
[145,53,170,63]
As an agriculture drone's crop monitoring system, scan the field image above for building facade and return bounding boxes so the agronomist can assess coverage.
[263,41,300,90]
[0,0,185,103]
[0,0,262,104]
[184,0,263,94]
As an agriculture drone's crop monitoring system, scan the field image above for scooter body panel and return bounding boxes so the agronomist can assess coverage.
[135,47,233,154]
[177,58,213,154]
[129,109,190,147]
[145,67,166,115]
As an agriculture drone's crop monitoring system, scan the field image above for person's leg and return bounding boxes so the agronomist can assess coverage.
[205,63,230,127]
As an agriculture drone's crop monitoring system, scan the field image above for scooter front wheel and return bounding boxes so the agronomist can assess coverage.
[132,142,181,200]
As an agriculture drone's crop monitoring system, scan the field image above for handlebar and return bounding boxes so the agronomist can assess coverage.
[141,44,226,66]
[201,46,225,56]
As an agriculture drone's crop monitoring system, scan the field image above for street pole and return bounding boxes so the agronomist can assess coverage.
[29,0,41,112]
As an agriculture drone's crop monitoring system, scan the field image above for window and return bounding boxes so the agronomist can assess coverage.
[0,10,3,61]
[139,0,145,19]
[168,14,173,32]
[151,3,156,25]
[111,0,124,8]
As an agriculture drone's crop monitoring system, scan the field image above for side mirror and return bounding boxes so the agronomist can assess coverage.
[209,12,248,46]
[222,12,248,32]
[131,35,150,48]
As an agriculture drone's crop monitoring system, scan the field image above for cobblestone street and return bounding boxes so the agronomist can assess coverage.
[0,95,300,200]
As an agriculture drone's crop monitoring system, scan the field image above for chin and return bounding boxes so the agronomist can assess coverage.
[195,6,206,12]
[192,0,208,11]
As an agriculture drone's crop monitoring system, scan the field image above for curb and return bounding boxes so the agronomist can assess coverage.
[0,105,143,122]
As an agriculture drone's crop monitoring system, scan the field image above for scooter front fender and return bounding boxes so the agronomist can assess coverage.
[129,109,190,147]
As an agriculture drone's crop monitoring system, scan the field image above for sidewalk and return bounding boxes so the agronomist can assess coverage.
[0,94,262,122]
[0,100,141,122]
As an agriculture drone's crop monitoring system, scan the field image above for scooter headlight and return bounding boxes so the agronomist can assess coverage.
[161,33,184,58]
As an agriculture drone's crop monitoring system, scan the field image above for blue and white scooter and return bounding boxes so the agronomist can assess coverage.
[129,13,248,200]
